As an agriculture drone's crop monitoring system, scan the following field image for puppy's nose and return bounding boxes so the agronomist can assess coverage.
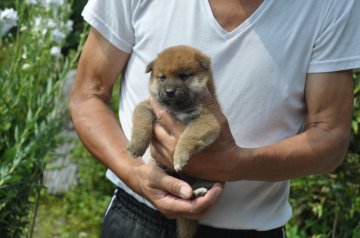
[165,88,176,97]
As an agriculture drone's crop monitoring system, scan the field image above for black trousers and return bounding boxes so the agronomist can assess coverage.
[101,188,286,238]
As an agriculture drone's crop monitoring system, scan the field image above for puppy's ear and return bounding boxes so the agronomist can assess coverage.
[145,60,155,73]
[195,52,211,70]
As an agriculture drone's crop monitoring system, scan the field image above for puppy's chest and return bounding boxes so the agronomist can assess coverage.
[173,107,202,124]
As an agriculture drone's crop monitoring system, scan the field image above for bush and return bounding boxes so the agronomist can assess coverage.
[289,153,360,238]
[0,1,82,237]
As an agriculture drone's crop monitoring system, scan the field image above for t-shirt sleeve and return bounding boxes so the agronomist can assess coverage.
[308,0,360,73]
[81,0,135,53]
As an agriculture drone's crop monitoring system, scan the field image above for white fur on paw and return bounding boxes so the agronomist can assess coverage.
[174,160,187,172]
[173,152,189,171]
[193,187,208,197]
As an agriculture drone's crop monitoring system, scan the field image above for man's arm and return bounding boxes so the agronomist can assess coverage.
[69,28,132,177]
[69,28,223,220]
[150,70,354,181]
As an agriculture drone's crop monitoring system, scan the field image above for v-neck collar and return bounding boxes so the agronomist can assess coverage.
[201,0,273,39]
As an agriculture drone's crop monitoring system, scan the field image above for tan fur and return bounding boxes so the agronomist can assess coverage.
[127,45,220,238]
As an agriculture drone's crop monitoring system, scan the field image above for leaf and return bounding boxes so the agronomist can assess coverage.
[47,78,53,95]
[26,108,33,123]
[0,166,9,179]
[2,146,16,161]
[0,122,11,131]
[14,125,19,142]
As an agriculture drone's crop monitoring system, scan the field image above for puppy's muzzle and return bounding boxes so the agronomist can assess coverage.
[161,83,185,100]
[164,88,176,98]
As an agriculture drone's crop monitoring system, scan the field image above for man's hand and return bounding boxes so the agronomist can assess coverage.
[150,94,241,182]
[130,163,223,220]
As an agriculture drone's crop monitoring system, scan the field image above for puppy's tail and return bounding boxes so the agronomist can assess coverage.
[177,218,198,238]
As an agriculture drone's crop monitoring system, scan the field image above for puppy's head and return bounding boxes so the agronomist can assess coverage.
[146,45,212,113]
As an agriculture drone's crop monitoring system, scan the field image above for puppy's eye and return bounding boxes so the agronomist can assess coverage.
[179,73,192,81]
[158,75,166,81]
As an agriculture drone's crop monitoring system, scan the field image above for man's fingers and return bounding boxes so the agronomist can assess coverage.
[202,90,219,108]
[150,97,184,137]
[206,182,224,199]
[202,91,231,133]
[150,123,176,168]
[150,140,175,169]
[202,92,226,121]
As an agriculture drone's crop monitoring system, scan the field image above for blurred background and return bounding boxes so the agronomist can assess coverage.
[0,1,359,238]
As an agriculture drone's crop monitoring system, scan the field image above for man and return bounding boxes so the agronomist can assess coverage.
[69,0,360,237]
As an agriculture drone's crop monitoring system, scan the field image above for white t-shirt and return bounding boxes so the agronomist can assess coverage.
[82,0,360,230]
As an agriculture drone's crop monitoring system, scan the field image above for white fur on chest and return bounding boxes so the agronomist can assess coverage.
[173,106,202,123]
[175,112,194,122]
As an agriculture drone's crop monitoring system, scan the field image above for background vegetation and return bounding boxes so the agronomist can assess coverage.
[0,1,359,238]
[0,1,78,237]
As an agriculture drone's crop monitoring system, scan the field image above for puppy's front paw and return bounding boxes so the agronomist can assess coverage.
[173,151,190,172]
[127,140,147,158]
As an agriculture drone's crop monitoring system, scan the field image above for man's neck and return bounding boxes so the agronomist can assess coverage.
[208,0,264,32]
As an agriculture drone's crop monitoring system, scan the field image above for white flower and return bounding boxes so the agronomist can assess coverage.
[50,46,62,57]
[47,19,57,29]
[32,17,49,36]
[65,20,73,33]
[33,17,42,32]
[51,28,66,42]
[22,63,31,70]
[0,8,18,35]
[41,28,48,36]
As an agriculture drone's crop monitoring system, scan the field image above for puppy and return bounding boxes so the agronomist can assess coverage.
[127,45,220,238]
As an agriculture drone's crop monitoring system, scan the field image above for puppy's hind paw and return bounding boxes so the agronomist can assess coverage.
[193,187,208,198]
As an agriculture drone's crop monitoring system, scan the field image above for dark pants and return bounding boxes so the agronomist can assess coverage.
[101,188,286,238]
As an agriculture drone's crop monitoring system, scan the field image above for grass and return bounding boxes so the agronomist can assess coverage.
[33,143,113,238]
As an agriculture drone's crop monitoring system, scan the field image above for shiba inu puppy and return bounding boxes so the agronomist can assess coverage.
[127,45,220,238]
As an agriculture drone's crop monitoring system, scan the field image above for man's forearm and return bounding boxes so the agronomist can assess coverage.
[182,118,350,182]
[231,126,349,182]
[69,97,144,188]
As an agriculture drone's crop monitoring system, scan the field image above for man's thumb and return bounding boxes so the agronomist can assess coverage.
[160,175,193,199]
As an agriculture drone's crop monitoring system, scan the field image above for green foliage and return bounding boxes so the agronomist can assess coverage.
[0,1,83,237]
[288,153,360,238]
[0,0,14,8]
[351,72,360,152]
[63,0,88,54]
